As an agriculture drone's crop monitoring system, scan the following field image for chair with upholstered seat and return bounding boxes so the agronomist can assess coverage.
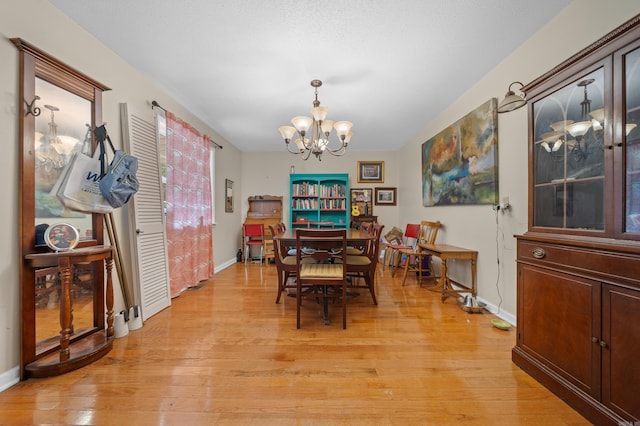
[399,220,441,286]
[243,223,266,265]
[295,229,348,329]
[385,223,421,275]
[345,223,384,305]
[270,224,315,304]
[346,221,374,256]
[269,224,293,303]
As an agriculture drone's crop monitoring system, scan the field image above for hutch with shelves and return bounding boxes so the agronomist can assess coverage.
[290,173,349,228]
[514,15,640,424]
[243,195,283,261]
[244,195,283,231]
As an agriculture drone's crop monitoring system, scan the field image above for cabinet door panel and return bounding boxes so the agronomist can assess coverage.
[623,43,640,234]
[531,66,607,233]
[519,264,600,397]
[602,284,640,419]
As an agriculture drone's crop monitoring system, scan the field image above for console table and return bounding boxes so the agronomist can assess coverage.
[24,245,114,378]
[418,243,477,302]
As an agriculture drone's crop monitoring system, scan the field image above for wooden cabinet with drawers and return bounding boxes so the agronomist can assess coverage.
[514,15,640,425]
[515,234,640,424]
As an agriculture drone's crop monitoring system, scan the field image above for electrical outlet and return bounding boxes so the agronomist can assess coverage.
[497,196,510,211]
[493,197,510,211]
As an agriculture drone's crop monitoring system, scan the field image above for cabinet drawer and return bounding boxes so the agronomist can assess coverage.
[517,240,640,288]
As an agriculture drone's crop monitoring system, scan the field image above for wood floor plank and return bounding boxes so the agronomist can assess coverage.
[0,262,589,425]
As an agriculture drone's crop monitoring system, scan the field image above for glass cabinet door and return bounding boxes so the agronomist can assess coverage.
[532,67,606,230]
[624,45,640,233]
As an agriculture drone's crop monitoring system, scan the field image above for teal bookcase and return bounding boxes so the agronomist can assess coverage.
[290,173,349,228]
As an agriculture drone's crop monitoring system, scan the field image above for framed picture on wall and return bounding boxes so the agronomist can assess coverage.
[421,99,498,206]
[350,188,373,217]
[357,161,384,183]
[375,187,397,206]
[225,179,234,213]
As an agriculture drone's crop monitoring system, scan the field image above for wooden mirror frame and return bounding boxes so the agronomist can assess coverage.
[12,39,111,378]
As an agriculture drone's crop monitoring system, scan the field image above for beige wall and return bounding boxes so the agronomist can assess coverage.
[395,1,640,322]
[1,0,639,389]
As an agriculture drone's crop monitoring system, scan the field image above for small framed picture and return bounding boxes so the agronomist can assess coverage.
[375,187,397,206]
[225,179,234,213]
[350,188,373,217]
[357,161,384,183]
[44,223,79,251]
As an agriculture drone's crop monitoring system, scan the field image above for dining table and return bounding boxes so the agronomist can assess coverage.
[273,228,376,325]
[273,228,375,248]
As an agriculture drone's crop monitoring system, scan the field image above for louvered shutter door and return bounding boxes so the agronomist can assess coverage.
[120,103,171,321]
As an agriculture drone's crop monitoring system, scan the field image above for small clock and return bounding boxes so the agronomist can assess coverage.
[44,223,80,251]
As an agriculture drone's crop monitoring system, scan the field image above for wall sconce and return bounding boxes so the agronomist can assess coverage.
[497,81,527,113]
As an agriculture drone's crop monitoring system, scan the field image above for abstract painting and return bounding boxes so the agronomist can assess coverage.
[422,98,498,206]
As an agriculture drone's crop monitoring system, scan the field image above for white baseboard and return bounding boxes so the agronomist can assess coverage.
[477,296,516,325]
[0,366,20,393]
[214,258,237,274]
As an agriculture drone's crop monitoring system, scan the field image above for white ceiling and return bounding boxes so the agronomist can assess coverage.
[49,0,570,153]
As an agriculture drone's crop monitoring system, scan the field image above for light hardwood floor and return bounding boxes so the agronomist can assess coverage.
[0,261,589,425]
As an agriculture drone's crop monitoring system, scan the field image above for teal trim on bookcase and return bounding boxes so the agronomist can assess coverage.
[290,173,349,228]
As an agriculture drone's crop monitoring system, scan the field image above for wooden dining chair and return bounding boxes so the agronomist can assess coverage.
[295,229,348,329]
[345,223,384,305]
[270,224,316,304]
[263,223,278,266]
[346,221,374,255]
[385,223,421,275]
[270,225,292,303]
[399,220,441,286]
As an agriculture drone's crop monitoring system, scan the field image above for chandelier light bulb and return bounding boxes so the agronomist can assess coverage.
[311,106,329,122]
[334,121,353,137]
[627,123,637,136]
[343,131,353,145]
[566,121,591,137]
[291,116,313,134]
[278,126,297,142]
[294,138,307,152]
[321,119,335,135]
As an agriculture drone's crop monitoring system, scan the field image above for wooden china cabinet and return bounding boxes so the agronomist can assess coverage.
[513,15,640,425]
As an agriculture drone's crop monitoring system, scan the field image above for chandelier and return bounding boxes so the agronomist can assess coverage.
[278,79,353,161]
[35,104,65,174]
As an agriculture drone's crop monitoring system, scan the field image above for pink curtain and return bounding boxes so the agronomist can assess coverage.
[165,112,214,297]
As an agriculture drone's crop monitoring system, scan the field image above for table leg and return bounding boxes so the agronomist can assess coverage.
[440,259,450,302]
[470,257,477,297]
[58,257,72,362]
[323,285,330,325]
[428,258,447,292]
[105,256,114,338]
